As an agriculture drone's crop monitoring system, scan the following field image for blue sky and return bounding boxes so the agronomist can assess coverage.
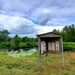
[0,0,75,37]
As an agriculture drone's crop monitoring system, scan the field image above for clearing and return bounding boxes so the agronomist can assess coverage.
[0,52,75,75]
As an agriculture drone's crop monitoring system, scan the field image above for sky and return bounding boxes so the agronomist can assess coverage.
[0,0,75,37]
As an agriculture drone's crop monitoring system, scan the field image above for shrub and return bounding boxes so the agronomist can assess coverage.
[26,42,33,48]
[63,42,75,52]
[19,43,27,48]
[0,42,11,49]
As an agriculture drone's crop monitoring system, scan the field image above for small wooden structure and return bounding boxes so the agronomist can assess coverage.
[37,32,64,69]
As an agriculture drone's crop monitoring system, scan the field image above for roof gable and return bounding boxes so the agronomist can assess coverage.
[37,32,62,37]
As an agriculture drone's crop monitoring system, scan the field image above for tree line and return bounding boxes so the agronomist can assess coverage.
[53,24,75,52]
[53,24,75,42]
[0,30,37,51]
[0,24,75,52]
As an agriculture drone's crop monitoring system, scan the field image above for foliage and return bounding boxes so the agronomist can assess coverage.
[62,24,75,42]
[13,34,20,50]
[53,29,61,34]
[19,43,27,48]
[0,42,11,50]
[63,42,75,52]
[53,24,75,42]
[1,24,75,52]
[0,30,10,42]
[0,38,37,52]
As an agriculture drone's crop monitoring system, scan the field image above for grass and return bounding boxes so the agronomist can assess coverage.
[0,51,75,75]
[8,51,35,57]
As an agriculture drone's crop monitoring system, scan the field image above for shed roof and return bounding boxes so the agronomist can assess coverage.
[37,32,62,38]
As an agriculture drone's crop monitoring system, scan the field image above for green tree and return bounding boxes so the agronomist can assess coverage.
[21,36,28,42]
[52,29,61,34]
[62,24,75,42]
[0,30,10,42]
[13,34,20,50]
[52,24,75,42]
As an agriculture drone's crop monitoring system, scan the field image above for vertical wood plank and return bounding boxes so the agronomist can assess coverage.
[61,37,65,68]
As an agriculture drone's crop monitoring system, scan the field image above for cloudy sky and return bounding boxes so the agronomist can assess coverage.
[0,0,75,37]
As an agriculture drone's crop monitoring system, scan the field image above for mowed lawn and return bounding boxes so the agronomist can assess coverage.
[0,52,75,75]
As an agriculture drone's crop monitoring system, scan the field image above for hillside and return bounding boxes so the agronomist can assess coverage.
[0,52,75,75]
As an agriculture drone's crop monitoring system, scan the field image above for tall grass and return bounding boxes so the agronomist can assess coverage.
[0,52,75,75]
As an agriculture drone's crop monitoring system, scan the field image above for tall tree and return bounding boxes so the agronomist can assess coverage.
[53,29,61,34]
[62,24,75,42]
[13,34,20,50]
[21,36,28,42]
[0,30,10,42]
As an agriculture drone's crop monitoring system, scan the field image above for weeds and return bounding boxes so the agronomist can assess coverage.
[0,52,75,75]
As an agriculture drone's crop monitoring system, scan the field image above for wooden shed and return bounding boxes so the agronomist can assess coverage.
[37,32,64,68]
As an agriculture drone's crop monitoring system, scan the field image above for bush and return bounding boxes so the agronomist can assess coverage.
[0,42,11,49]
[19,43,27,48]
[26,42,34,48]
[63,42,75,52]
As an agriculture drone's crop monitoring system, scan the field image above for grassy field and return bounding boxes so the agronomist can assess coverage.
[8,51,35,57]
[0,52,75,75]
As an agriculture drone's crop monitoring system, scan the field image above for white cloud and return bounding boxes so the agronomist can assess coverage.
[0,14,38,37]
[0,0,75,37]
[36,25,64,34]
[0,14,64,37]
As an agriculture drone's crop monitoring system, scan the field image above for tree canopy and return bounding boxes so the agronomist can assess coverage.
[0,30,10,42]
[53,24,75,42]
[0,24,75,51]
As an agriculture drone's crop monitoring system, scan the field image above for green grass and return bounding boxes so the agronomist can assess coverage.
[0,52,75,75]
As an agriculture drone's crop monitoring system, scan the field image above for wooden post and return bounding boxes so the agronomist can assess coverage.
[46,42,48,65]
[38,37,41,71]
[46,51,48,65]
[61,37,65,68]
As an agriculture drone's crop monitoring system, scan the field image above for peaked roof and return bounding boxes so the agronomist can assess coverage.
[37,32,62,36]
